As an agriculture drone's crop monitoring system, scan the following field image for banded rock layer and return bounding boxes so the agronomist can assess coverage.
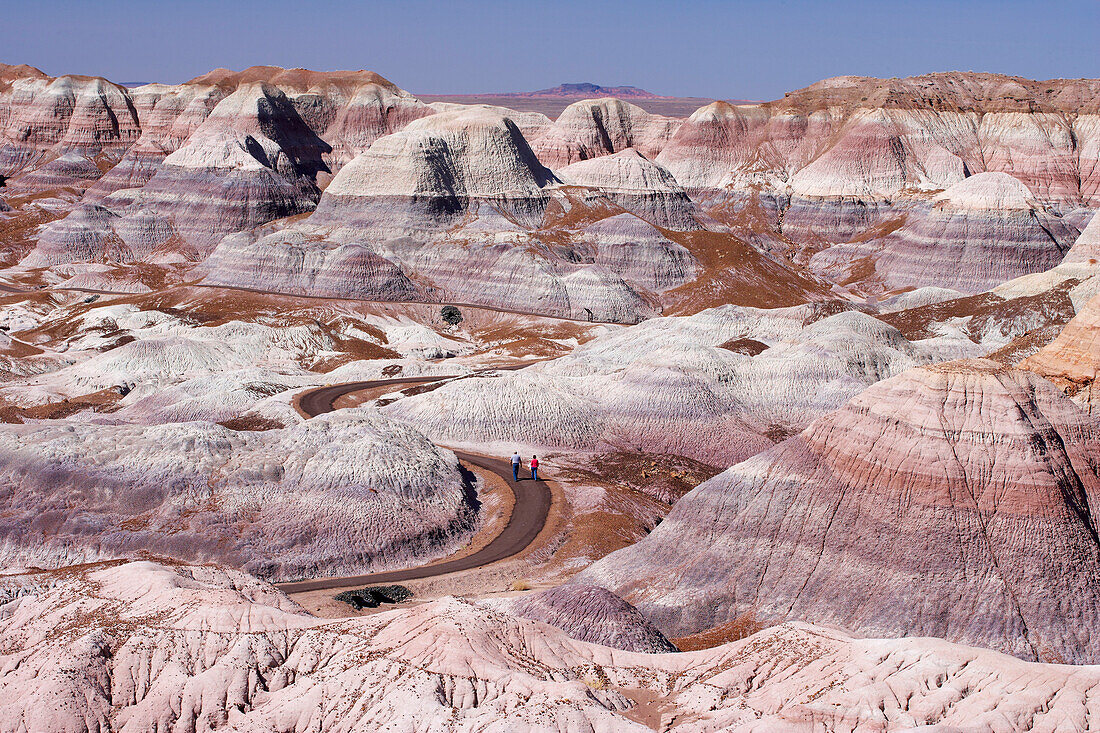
[494,584,678,653]
[530,97,681,168]
[810,172,1080,293]
[311,106,558,233]
[580,359,1100,663]
[0,68,140,178]
[559,148,699,230]
[384,304,981,466]
[1022,289,1100,413]
[5,66,1100,317]
[658,73,1100,204]
[654,73,1100,294]
[0,409,475,580]
[200,108,709,321]
[9,66,434,265]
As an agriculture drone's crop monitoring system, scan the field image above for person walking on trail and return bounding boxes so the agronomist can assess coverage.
[511,451,521,481]
[530,455,539,481]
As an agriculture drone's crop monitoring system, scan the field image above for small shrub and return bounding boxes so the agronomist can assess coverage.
[441,305,463,326]
[511,579,532,592]
[579,666,608,689]
[581,674,605,690]
[334,584,413,610]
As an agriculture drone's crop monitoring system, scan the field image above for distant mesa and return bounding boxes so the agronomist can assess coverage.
[416,82,746,118]
[421,81,748,101]
[486,82,756,105]
[517,82,664,99]
[423,82,666,99]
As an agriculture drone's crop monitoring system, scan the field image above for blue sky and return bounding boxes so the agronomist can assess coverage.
[2,0,1095,100]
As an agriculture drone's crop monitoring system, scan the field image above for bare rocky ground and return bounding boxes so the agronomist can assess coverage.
[6,560,1100,731]
[2,62,1100,729]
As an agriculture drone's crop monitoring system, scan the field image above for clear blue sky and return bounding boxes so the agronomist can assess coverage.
[2,0,1095,100]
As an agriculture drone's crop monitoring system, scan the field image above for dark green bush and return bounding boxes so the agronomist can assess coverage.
[334,584,413,610]
[441,305,463,326]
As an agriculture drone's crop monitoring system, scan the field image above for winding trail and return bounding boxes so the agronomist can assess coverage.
[277,366,552,594]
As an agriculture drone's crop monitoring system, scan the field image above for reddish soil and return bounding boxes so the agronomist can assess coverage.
[0,192,71,266]
[718,337,769,356]
[879,281,1079,343]
[660,229,832,313]
[0,389,122,423]
[217,415,287,431]
[673,613,765,651]
[528,452,721,580]
[538,188,625,232]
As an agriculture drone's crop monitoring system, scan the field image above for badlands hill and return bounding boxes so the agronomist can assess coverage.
[4,62,1100,730]
[580,359,1100,663]
[0,407,478,580]
[2,65,1097,318]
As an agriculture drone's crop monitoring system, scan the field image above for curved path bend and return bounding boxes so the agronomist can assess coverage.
[278,366,551,594]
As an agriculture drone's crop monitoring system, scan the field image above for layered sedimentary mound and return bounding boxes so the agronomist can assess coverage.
[428,101,553,142]
[311,106,558,232]
[200,227,427,301]
[0,409,475,580]
[6,560,1100,731]
[560,148,699,229]
[659,72,1100,203]
[384,304,981,466]
[200,108,708,322]
[4,151,107,192]
[202,222,664,322]
[9,65,435,265]
[120,82,329,254]
[0,70,141,177]
[580,359,1100,663]
[654,74,1100,270]
[810,172,1080,293]
[1021,289,1100,412]
[22,201,176,266]
[494,584,678,653]
[283,71,435,169]
[530,97,681,168]
[80,84,227,201]
[6,65,1100,317]
[578,213,698,291]
[1,64,431,180]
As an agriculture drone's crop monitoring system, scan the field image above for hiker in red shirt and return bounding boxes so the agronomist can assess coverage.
[530,455,539,481]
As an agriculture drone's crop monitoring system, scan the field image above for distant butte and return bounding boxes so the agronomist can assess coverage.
[416,83,750,118]
[508,82,665,99]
